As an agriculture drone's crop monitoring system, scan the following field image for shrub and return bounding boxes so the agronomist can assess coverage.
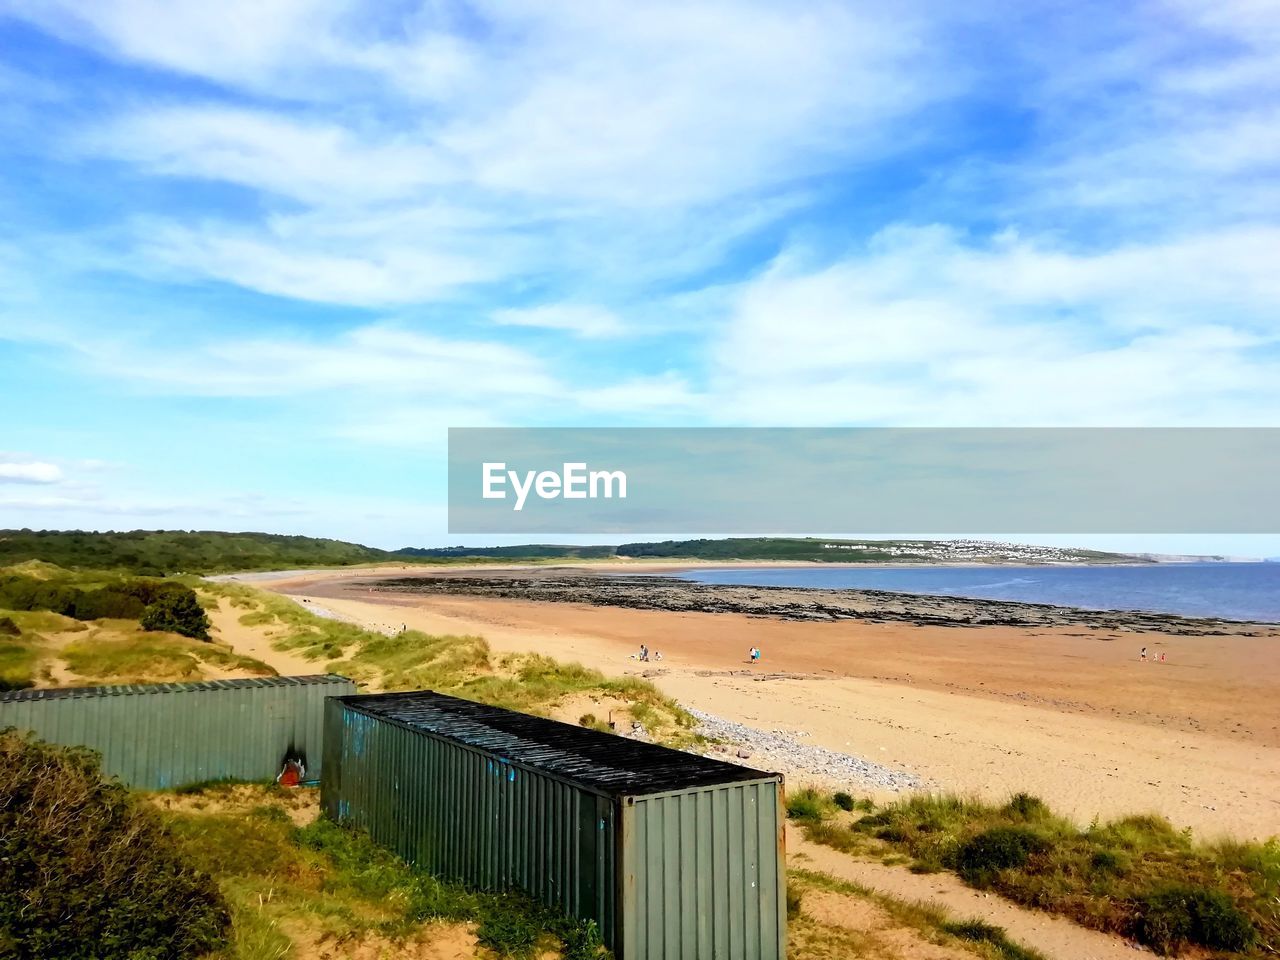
[140,588,211,640]
[1002,792,1051,822]
[833,791,856,811]
[1133,885,1255,955]
[0,730,230,958]
[786,788,833,823]
[955,827,1050,884]
[1089,849,1130,876]
[0,617,19,637]
[941,919,1043,960]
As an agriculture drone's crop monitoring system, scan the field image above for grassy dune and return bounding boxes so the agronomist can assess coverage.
[156,785,604,960]
[204,580,699,746]
[788,789,1279,957]
[0,564,273,689]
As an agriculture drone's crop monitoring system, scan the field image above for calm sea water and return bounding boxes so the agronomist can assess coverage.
[674,563,1280,622]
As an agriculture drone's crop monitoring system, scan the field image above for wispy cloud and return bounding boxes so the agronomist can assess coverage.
[710,224,1280,425]
[1,0,1279,541]
[492,304,626,339]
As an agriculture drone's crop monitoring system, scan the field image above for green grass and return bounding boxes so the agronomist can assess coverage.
[60,621,273,684]
[0,529,429,576]
[207,581,698,748]
[790,790,1279,956]
[0,607,88,634]
[787,787,838,823]
[0,638,39,690]
[162,788,604,959]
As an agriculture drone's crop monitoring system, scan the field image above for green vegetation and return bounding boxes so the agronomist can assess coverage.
[0,565,269,687]
[206,581,699,746]
[0,639,38,691]
[0,609,89,690]
[139,588,211,639]
[0,568,209,639]
[60,624,271,684]
[788,869,1047,960]
[790,790,1278,956]
[0,529,418,576]
[0,731,230,959]
[786,786,837,823]
[163,785,605,959]
[1,529,1142,576]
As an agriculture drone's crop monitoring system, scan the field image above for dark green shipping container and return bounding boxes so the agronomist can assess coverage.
[322,691,786,960]
[0,674,355,789]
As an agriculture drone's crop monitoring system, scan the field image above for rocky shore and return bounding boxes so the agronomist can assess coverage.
[368,570,1273,636]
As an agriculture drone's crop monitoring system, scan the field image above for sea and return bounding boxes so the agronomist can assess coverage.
[673,562,1280,622]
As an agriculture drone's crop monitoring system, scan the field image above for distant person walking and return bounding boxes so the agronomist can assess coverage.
[1140,646,1147,661]
[639,644,649,663]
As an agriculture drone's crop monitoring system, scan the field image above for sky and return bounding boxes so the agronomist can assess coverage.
[1,0,1279,553]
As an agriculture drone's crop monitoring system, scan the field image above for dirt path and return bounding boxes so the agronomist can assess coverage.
[205,599,326,677]
[787,827,1144,960]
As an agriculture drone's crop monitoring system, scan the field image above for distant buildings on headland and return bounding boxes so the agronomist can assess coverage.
[818,539,1256,564]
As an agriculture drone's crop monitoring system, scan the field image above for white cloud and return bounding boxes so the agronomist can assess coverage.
[101,323,560,399]
[87,107,454,206]
[710,225,1280,426]
[1,0,357,93]
[26,0,959,308]
[576,373,702,413]
[492,304,625,339]
[0,461,63,484]
[139,223,497,306]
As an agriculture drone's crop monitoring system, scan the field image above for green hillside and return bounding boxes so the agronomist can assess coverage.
[0,530,1142,576]
[0,530,400,576]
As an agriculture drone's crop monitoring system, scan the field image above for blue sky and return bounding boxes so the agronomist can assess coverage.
[1,0,1279,553]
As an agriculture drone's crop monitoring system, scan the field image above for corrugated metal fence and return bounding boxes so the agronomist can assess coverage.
[0,674,355,789]
[323,691,786,960]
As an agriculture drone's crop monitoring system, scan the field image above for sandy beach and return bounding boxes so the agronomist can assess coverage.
[246,565,1280,840]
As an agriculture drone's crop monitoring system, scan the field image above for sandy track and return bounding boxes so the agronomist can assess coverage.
[789,828,1141,960]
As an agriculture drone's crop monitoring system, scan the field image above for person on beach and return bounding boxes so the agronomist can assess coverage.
[1140,646,1147,661]
[639,644,649,662]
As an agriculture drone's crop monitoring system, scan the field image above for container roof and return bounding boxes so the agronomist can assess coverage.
[0,674,352,703]
[336,689,780,798]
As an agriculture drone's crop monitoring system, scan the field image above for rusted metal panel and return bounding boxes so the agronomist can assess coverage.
[0,674,354,789]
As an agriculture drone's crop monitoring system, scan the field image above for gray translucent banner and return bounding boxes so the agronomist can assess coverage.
[447,428,1280,534]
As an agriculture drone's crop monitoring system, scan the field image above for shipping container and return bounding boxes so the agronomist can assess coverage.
[322,690,786,960]
[0,674,355,789]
